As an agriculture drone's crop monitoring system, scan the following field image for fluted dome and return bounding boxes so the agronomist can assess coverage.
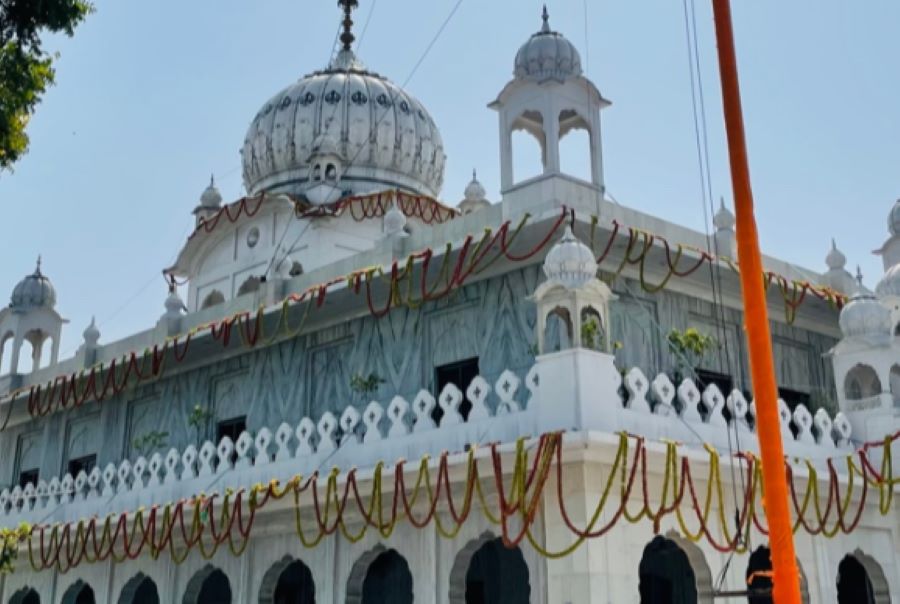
[840,276,892,339]
[514,7,582,83]
[241,48,445,199]
[459,170,490,215]
[875,263,900,298]
[543,226,597,289]
[10,259,56,311]
[826,239,846,271]
[199,176,223,209]
[713,199,735,231]
[889,198,900,236]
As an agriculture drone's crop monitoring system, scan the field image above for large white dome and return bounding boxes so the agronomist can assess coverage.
[241,49,445,199]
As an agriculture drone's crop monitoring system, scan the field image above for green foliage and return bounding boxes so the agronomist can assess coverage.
[667,327,716,379]
[0,522,30,574]
[580,318,600,350]
[188,404,213,446]
[132,430,169,456]
[349,372,385,395]
[0,1,93,169]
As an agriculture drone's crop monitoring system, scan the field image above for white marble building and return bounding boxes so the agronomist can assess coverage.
[0,4,897,604]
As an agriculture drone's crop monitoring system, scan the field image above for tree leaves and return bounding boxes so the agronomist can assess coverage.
[0,0,93,170]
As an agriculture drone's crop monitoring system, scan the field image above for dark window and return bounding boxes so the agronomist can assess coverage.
[695,369,733,396]
[638,536,697,604]
[217,416,246,466]
[18,468,38,488]
[67,454,96,478]
[777,387,810,410]
[197,569,232,603]
[217,416,247,443]
[361,549,413,604]
[274,559,316,604]
[465,537,530,603]
[433,358,480,424]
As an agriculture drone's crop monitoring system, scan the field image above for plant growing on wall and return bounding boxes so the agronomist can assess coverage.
[349,372,385,397]
[667,327,716,382]
[132,430,169,456]
[188,404,214,447]
[581,318,600,350]
[0,522,31,574]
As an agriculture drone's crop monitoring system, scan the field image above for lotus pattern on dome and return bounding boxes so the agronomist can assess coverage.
[875,263,900,298]
[241,50,445,199]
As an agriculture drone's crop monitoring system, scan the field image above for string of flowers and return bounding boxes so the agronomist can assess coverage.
[11,430,898,573]
[6,208,845,422]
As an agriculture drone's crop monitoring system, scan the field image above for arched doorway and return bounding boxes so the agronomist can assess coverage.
[744,546,810,603]
[118,573,160,604]
[61,581,95,604]
[8,587,39,604]
[183,565,232,604]
[258,555,315,604]
[463,536,530,603]
[838,554,875,603]
[638,535,698,604]
[346,546,413,604]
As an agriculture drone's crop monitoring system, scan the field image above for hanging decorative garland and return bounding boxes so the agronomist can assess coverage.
[7,430,896,574]
[5,207,846,422]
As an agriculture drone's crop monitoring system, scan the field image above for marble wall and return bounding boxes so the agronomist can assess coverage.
[0,265,839,488]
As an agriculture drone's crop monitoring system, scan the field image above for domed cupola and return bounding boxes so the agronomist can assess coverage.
[888,198,900,237]
[241,1,445,201]
[875,264,900,298]
[10,257,56,311]
[839,269,892,340]
[543,225,598,289]
[514,6,582,83]
[458,170,491,214]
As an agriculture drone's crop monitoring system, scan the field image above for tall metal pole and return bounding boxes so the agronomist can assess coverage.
[709,1,802,602]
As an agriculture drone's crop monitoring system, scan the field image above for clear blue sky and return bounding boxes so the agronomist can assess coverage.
[0,0,897,356]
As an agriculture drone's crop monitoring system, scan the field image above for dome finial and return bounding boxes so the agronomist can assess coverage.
[35,255,42,275]
[541,5,551,33]
[472,168,477,181]
[855,265,864,289]
[338,0,359,52]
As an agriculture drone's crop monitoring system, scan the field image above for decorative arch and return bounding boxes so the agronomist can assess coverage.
[844,363,882,400]
[837,549,891,604]
[258,554,315,604]
[638,532,714,604]
[580,305,604,351]
[448,531,530,604]
[744,546,810,604]
[201,290,225,310]
[345,545,413,604]
[182,564,231,604]
[8,587,40,604]
[60,580,95,604]
[289,261,304,277]
[118,572,160,604]
[0,330,14,375]
[543,305,573,352]
[237,276,261,297]
[558,108,593,182]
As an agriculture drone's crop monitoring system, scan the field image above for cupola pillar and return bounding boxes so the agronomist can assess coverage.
[490,7,609,214]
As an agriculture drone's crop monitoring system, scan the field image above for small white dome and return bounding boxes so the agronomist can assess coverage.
[459,169,491,215]
[383,203,407,236]
[713,198,735,231]
[82,316,100,346]
[875,263,900,298]
[889,198,900,236]
[826,238,846,271]
[10,258,56,311]
[199,175,222,209]
[514,6,583,83]
[839,272,892,339]
[543,225,597,289]
[165,289,185,315]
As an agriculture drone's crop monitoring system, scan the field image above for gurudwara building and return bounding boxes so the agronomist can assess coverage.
[0,4,897,603]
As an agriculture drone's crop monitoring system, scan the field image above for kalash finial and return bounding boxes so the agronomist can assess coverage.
[855,265,864,289]
[541,4,551,33]
[338,0,359,51]
[34,254,42,276]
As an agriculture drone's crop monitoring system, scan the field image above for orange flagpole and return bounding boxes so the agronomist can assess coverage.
[709,1,802,603]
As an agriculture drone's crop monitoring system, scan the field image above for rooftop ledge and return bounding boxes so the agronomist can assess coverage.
[0,350,877,528]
